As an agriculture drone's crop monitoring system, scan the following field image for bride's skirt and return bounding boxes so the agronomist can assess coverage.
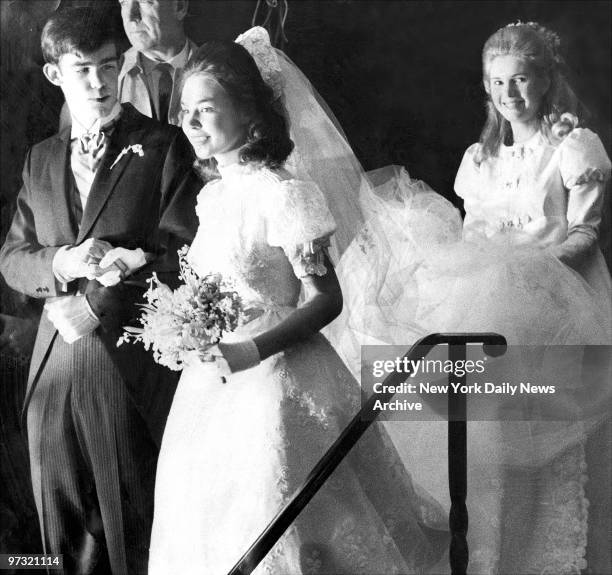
[148,311,449,575]
[325,167,612,574]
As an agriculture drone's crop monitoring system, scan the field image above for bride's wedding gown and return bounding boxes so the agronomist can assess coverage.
[148,162,448,575]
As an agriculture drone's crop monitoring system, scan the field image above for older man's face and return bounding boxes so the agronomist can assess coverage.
[119,0,183,53]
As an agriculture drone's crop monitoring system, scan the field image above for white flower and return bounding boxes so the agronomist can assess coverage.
[110,144,145,170]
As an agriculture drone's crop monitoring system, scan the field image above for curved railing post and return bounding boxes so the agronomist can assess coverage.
[227,332,507,575]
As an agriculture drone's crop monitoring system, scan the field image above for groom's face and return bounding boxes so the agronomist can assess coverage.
[44,42,119,126]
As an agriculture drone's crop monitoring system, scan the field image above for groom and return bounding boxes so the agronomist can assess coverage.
[0,8,199,574]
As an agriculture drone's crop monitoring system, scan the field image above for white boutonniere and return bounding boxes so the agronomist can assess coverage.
[110,144,144,170]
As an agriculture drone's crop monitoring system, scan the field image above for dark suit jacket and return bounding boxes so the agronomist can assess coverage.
[0,103,201,438]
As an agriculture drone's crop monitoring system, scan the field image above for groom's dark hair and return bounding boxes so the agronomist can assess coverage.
[183,40,294,179]
[41,7,120,65]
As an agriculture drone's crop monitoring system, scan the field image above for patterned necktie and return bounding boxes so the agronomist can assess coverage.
[78,130,107,171]
[156,63,173,124]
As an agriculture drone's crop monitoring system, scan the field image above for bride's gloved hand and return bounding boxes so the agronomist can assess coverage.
[209,341,261,382]
[95,247,153,286]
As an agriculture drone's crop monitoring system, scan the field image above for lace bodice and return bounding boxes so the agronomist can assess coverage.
[188,163,336,311]
[455,128,611,246]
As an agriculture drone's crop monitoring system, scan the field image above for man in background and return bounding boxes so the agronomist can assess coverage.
[118,0,196,125]
[59,1,196,128]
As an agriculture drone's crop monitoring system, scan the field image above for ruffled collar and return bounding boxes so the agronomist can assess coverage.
[500,130,545,158]
[217,161,261,181]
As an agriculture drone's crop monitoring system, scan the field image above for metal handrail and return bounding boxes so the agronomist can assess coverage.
[228,332,507,575]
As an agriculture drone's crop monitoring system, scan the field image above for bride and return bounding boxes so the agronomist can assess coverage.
[146,30,448,574]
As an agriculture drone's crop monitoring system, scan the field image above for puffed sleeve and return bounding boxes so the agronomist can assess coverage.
[266,179,337,277]
[454,143,491,232]
[555,128,611,262]
[454,143,482,201]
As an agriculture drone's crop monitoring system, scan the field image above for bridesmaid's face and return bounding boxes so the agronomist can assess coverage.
[180,73,249,164]
[487,55,550,129]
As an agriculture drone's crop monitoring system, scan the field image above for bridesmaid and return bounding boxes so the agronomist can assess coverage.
[332,21,611,574]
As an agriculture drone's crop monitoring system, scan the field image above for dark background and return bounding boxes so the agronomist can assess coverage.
[1,0,610,558]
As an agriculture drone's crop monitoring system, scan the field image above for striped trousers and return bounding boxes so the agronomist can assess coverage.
[27,332,158,575]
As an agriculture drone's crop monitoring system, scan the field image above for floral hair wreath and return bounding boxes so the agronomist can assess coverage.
[501,20,564,65]
[235,27,284,100]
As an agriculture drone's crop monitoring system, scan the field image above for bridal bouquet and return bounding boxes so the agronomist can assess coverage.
[117,246,243,371]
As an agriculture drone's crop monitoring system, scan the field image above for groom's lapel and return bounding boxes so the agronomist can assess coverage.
[76,106,147,243]
[49,130,78,244]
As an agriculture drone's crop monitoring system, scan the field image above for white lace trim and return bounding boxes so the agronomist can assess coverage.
[267,179,336,248]
[535,444,589,574]
[235,27,284,99]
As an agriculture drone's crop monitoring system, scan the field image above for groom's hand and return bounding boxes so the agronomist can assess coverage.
[95,247,153,286]
[45,295,100,343]
[53,238,113,285]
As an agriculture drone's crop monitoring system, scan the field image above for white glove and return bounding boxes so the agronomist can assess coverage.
[45,295,99,344]
[217,340,261,374]
[96,247,152,286]
[205,345,233,383]
[208,340,261,383]
[53,238,113,283]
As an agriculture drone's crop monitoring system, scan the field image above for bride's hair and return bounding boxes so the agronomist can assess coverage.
[478,22,584,161]
[181,40,294,178]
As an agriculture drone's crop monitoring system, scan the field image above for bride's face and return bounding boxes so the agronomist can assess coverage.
[487,55,550,130]
[181,73,249,164]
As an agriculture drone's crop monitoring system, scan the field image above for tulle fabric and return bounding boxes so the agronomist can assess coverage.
[327,164,611,574]
[276,48,366,260]
[329,164,611,457]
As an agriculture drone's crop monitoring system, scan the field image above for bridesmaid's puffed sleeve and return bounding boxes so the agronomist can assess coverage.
[454,143,490,232]
[555,128,612,263]
[454,143,482,201]
[267,179,337,277]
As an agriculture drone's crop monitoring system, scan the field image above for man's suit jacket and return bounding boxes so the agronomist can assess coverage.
[0,103,200,439]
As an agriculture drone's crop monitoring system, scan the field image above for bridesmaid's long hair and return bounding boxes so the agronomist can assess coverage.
[478,22,583,162]
[181,41,294,179]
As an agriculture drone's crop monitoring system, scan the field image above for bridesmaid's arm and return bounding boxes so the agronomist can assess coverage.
[548,176,605,269]
[551,128,611,269]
